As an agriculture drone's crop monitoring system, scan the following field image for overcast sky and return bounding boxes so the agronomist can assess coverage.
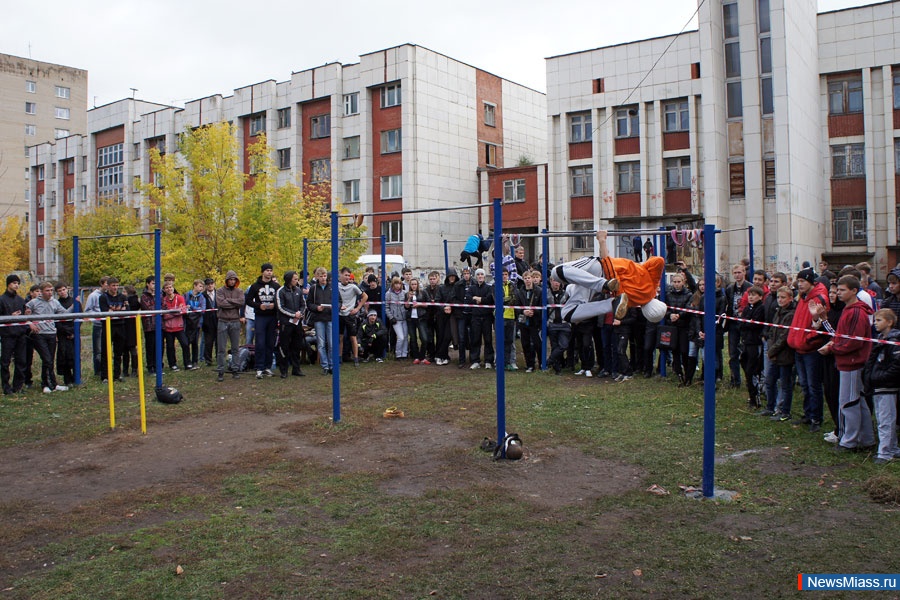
[1,0,875,109]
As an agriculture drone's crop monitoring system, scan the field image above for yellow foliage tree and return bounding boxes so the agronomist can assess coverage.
[0,217,29,276]
[59,202,151,286]
[143,122,366,285]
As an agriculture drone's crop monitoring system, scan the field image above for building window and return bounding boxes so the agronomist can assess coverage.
[52,163,57,179]
[50,191,57,206]
[310,114,331,139]
[82,155,87,171]
[893,72,900,110]
[833,208,866,244]
[25,124,36,136]
[663,100,689,132]
[66,188,75,204]
[571,220,593,251]
[729,162,745,198]
[37,194,45,208]
[132,176,141,193]
[484,102,496,127]
[343,136,360,159]
[344,179,360,203]
[758,0,771,33]
[759,37,772,75]
[503,179,526,203]
[309,158,330,183]
[724,42,741,79]
[381,129,401,154]
[764,159,776,198]
[37,248,44,264]
[37,165,45,181]
[277,148,291,170]
[831,144,864,178]
[25,102,36,114]
[65,160,74,176]
[570,166,593,196]
[81,185,87,201]
[760,77,774,115]
[55,107,70,120]
[723,2,739,37]
[726,81,743,118]
[828,77,863,115]
[38,221,45,235]
[97,143,123,168]
[665,157,691,189]
[344,93,359,116]
[50,247,57,263]
[570,112,592,143]
[616,162,640,194]
[380,175,402,199]
[97,142,125,199]
[485,143,497,167]
[381,220,403,244]
[56,86,70,99]
[381,84,401,108]
[615,107,639,138]
[26,80,36,93]
[277,107,291,129]
[249,113,266,136]
[55,129,69,139]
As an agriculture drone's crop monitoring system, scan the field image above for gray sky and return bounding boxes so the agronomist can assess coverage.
[1,0,874,108]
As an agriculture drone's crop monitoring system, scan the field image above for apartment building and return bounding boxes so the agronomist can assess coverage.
[0,53,86,221]
[28,44,547,278]
[546,0,900,278]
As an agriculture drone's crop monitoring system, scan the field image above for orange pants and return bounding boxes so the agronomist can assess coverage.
[600,256,665,306]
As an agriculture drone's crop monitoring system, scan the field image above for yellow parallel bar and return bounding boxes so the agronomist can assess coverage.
[106,316,115,429]
[135,316,146,434]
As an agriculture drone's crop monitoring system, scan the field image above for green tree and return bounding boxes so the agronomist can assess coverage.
[144,122,366,284]
[58,201,152,286]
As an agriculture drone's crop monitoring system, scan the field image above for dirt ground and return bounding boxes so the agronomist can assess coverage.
[0,409,644,514]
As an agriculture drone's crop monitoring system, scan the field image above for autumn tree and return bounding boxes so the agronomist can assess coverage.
[0,217,29,275]
[144,122,365,284]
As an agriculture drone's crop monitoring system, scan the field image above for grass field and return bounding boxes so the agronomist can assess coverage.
[1,340,899,599]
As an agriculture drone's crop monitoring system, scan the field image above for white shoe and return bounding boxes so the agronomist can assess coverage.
[585,370,593,378]
[484,363,493,370]
[256,370,264,379]
[42,386,54,394]
[574,369,586,376]
[470,362,481,370]
[55,385,69,392]
[823,431,839,444]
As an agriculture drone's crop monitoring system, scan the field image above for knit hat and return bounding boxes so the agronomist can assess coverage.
[5,274,20,286]
[367,310,377,318]
[796,268,817,285]
[475,268,486,277]
[261,262,274,272]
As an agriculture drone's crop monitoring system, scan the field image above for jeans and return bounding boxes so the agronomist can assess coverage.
[314,320,333,370]
[873,392,900,460]
[92,324,104,377]
[217,320,242,373]
[766,363,794,416]
[254,314,276,371]
[548,325,571,372]
[32,334,58,390]
[727,328,742,385]
[456,315,470,364]
[795,351,824,424]
[392,319,409,358]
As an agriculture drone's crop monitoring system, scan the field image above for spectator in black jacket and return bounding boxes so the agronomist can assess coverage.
[275,271,306,378]
[0,275,30,394]
[740,287,766,409]
[246,263,279,378]
[99,277,128,381]
[202,277,218,366]
[665,271,694,386]
[724,264,752,387]
[54,283,76,385]
[468,268,494,369]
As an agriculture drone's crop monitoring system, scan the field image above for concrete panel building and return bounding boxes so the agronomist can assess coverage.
[545,0,900,279]
[0,53,86,221]
[28,44,547,279]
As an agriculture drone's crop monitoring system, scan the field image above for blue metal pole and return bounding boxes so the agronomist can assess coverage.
[154,229,163,389]
[380,236,387,324]
[747,225,755,280]
[331,212,341,422]
[702,223,718,498]
[302,238,309,289]
[443,239,450,276]
[540,230,549,371]
[493,199,506,452]
[658,229,667,378]
[73,235,81,386]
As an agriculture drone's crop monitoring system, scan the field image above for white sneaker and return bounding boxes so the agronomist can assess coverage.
[585,370,593,378]
[470,362,481,370]
[263,369,274,377]
[55,385,69,392]
[42,386,54,394]
[823,431,839,444]
[256,370,264,379]
[574,369,586,376]
[485,363,493,370]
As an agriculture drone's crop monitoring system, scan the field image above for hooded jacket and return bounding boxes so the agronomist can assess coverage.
[863,327,900,393]
[438,269,459,316]
[276,271,306,325]
[384,285,409,323]
[306,278,333,324]
[215,271,245,321]
[832,298,874,371]
[787,281,830,354]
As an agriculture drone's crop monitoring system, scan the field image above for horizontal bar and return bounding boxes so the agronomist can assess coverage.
[67,231,158,241]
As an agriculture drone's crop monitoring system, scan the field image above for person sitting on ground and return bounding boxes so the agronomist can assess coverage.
[550,230,667,325]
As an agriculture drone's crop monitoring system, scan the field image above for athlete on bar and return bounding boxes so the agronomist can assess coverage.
[550,230,667,324]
